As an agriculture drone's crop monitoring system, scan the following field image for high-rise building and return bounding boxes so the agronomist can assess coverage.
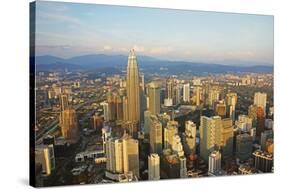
[253,150,273,173]
[35,144,55,176]
[248,104,258,128]
[102,102,110,122]
[182,121,196,155]
[144,110,152,138]
[183,83,190,103]
[236,115,252,132]
[172,134,184,157]
[254,92,267,114]
[208,88,220,107]
[221,118,233,159]
[148,153,160,180]
[195,86,201,106]
[122,96,129,121]
[106,134,139,177]
[126,50,140,123]
[216,101,226,118]
[256,106,265,140]
[149,115,163,154]
[260,130,273,151]
[60,108,79,144]
[179,156,187,178]
[208,150,221,175]
[236,133,253,161]
[164,121,178,149]
[148,82,161,115]
[226,92,237,121]
[200,116,222,162]
[165,78,174,105]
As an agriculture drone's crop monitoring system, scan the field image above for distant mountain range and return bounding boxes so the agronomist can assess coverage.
[34,54,273,74]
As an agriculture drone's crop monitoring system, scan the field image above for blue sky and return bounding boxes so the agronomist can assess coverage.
[35,1,274,65]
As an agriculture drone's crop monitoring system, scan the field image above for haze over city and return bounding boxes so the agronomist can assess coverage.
[35,1,273,66]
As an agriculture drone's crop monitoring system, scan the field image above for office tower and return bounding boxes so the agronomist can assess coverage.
[183,83,190,102]
[195,86,201,106]
[144,110,152,138]
[140,74,145,92]
[35,144,55,176]
[126,50,140,123]
[172,134,184,157]
[208,88,220,107]
[253,150,273,172]
[174,83,182,105]
[256,106,265,140]
[148,82,161,115]
[106,138,123,173]
[124,137,140,177]
[208,151,221,175]
[102,102,110,122]
[106,134,139,177]
[260,130,273,151]
[148,153,160,180]
[226,92,237,121]
[200,116,222,162]
[164,121,178,149]
[254,92,267,114]
[166,78,174,100]
[236,133,253,161]
[91,113,103,131]
[179,156,187,178]
[182,121,196,155]
[107,92,116,121]
[150,115,163,154]
[59,94,69,111]
[216,101,226,118]
[236,115,253,132]
[221,118,233,159]
[60,108,79,144]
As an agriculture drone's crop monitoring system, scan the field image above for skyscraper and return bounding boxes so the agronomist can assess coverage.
[200,116,222,162]
[126,50,140,123]
[106,134,139,177]
[149,115,163,154]
[148,153,160,180]
[221,118,234,159]
[164,121,178,149]
[60,108,79,144]
[256,106,265,140]
[148,82,161,115]
[236,133,253,161]
[208,150,221,175]
[182,121,196,155]
[254,92,267,114]
[183,83,190,102]
[226,92,237,121]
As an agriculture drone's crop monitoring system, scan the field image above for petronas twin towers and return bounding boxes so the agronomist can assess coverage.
[126,49,140,123]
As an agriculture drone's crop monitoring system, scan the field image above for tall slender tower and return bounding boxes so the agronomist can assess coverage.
[148,82,161,115]
[126,50,140,123]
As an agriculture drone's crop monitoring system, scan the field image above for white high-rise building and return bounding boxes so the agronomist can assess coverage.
[254,92,267,114]
[183,83,190,102]
[148,153,160,180]
[102,102,110,122]
[208,150,221,175]
[183,121,197,155]
[200,116,222,162]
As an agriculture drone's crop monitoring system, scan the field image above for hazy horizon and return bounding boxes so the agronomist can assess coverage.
[35,1,274,66]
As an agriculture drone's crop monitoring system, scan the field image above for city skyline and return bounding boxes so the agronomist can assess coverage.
[35,1,273,66]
